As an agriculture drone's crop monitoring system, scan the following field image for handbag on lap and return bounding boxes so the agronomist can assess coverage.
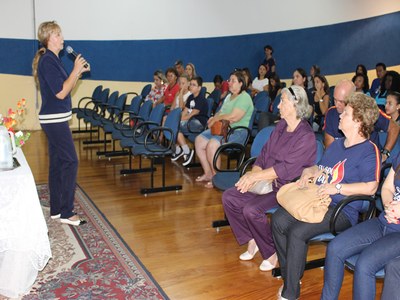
[277,177,332,223]
[210,119,230,143]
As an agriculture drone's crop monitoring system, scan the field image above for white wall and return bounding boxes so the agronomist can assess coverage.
[1,0,400,40]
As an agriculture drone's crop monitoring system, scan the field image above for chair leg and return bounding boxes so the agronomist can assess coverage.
[140,156,182,195]
[271,258,326,278]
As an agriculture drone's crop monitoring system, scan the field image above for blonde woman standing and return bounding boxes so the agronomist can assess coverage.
[32,21,90,226]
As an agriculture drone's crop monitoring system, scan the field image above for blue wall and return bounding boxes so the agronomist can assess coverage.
[0,11,399,81]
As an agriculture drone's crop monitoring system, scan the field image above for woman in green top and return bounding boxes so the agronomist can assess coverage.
[194,70,254,188]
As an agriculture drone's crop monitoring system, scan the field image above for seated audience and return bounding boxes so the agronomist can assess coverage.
[256,73,283,130]
[174,60,185,76]
[250,64,269,97]
[369,62,387,98]
[213,74,229,102]
[268,73,283,105]
[323,80,399,162]
[272,92,381,300]
[385,91,400,125]
[262,45,276,77]
[321,152,400,300]
[381,256,400,300]
[145,70,167,107]
[375,70,400,110]
[355,64,368,77]
[292,68,312,106]
[222,86,316,271]
[170,73,191,110]
[352,73,370,94]
[241,67,253,94]
[312,74,330,131]
[308,64,320,90]
[155,67,179,111]
[194,70,254,188]
[185,63,197,80]
[171,76,208,166]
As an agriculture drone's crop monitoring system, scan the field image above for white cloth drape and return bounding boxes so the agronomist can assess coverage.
[0,148,51,298]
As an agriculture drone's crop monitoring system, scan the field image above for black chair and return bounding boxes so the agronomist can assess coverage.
[82,90,118,145]
[72,85,103,134]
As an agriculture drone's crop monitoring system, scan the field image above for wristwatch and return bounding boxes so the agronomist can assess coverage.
[335,183,342,194]
[381,148,391,157]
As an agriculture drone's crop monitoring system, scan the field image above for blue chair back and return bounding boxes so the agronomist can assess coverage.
[200,86,207,99]
[251,126,275,157]
[105,91,119,112]
[137,100,152,121]
[272,93,281,115]
[316,139,325,164]
[163,108,181,142]
[148,104,165,130]
[98,88,110,105]
[207,98,214,117]
[128,95,143,116]
[141,84,152,98]
[113,93,127,116]
[92,85,103,101]
[208,89,222,107]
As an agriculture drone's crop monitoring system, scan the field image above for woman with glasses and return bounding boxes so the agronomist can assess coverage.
[194,70,254,188]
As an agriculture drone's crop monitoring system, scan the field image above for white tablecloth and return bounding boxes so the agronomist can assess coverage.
[0,148,51,298]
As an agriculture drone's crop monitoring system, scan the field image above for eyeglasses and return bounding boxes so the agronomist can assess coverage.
[334,98,345,104]
[190,83,199,87]
[288,87,297,101]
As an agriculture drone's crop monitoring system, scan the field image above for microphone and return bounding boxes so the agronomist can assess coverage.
[65,46,89,68]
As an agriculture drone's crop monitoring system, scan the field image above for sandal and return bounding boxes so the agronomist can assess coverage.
[204,181,214,189]
[196,175,211,182]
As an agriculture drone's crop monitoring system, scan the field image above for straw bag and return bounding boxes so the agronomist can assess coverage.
[277,179,332,223]
[210,119,230,142]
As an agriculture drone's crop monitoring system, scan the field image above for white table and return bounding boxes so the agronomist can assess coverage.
[0,148,51,298]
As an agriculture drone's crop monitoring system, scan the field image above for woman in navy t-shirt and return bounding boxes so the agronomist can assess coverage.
[32,21,90,226]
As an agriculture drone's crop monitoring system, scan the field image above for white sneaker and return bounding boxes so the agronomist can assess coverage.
[182,149,194,166]
[171,149,184,161]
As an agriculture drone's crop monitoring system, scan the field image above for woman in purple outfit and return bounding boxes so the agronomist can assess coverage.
[222,85,316,271]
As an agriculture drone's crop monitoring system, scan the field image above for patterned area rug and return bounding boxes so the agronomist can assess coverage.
[23,184,169,300]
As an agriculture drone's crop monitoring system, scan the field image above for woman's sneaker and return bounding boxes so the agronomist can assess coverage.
[182,149,194,166]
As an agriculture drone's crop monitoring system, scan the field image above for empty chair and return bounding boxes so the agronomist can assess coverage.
[130,108,182,195]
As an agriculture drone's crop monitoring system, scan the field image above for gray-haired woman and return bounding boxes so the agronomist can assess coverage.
[222,85,317,271]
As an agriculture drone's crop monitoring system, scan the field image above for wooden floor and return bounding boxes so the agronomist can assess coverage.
[23,130,383,300]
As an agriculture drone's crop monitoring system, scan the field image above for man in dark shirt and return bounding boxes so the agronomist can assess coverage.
[324,79,399,162]
[172,76,208,166]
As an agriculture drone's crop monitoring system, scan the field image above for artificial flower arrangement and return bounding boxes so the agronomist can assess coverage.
[0,98,30,147]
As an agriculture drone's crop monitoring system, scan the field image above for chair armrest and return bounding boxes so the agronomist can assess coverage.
[227,126,251,145]
[239,157,257,177]
[329,195,376,235]
[76,96,95,108]
[144,127,173,152]
[213,142,246,172]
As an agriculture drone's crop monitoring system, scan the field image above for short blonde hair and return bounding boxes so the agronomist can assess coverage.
[346,92,379,138]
